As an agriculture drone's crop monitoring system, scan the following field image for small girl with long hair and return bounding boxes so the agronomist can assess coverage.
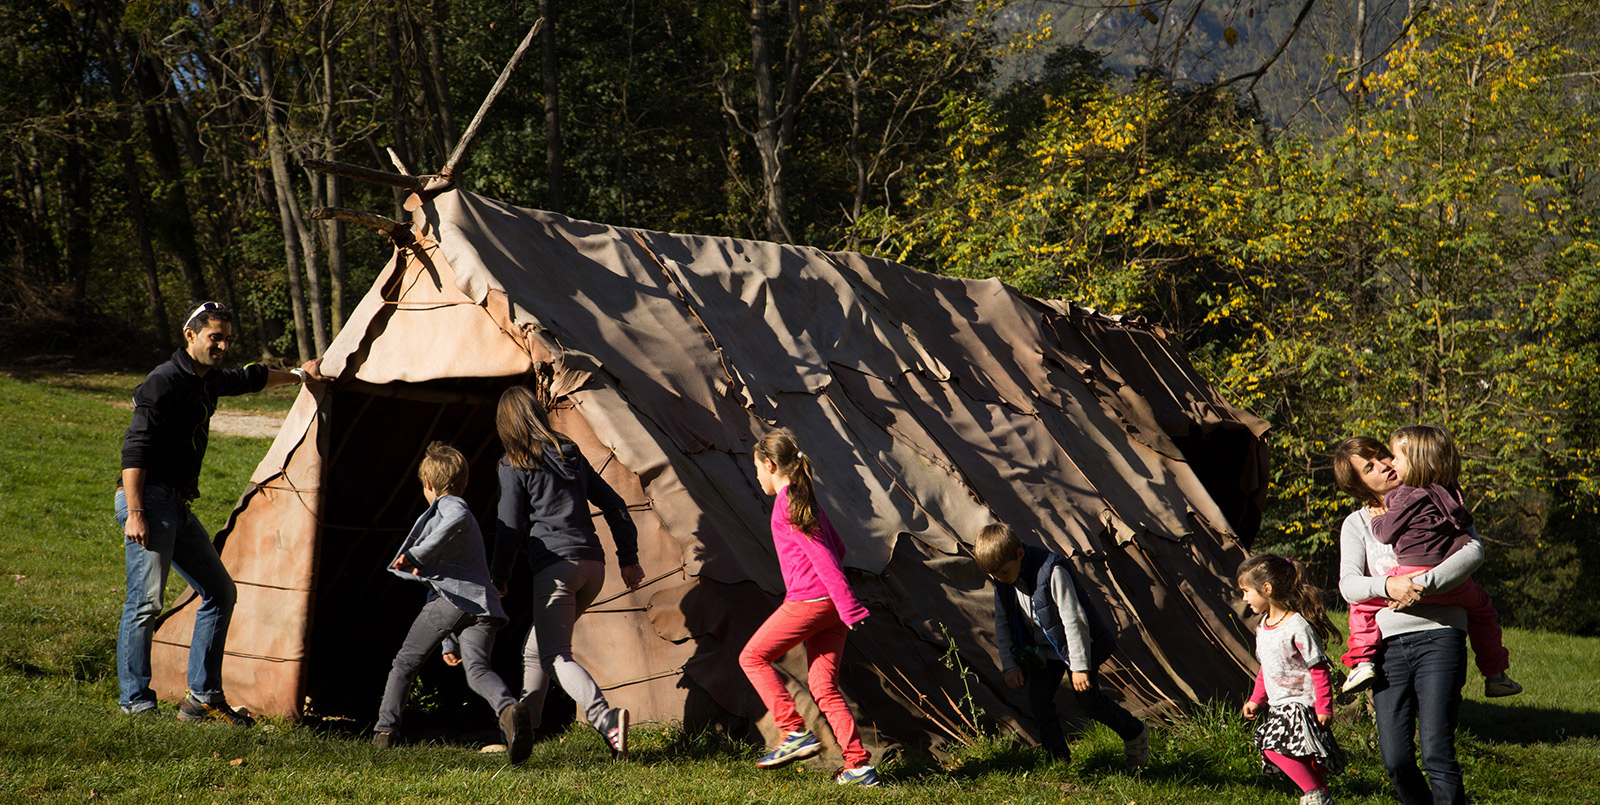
[737,428,878,787]
[1342,424,1519,698]
[491,385,644,759]
[1238,554,1345,805]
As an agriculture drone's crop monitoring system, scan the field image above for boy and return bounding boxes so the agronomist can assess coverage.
[974,523,1150,767]
[373,442,531,763]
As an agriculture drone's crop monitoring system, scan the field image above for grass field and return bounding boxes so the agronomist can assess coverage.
[1,371,1596,803]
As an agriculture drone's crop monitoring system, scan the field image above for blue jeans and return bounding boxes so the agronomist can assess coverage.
[1372,628,1468,805]
[114,486,237,712]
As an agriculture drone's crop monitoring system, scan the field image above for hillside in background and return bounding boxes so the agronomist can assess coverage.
[994,0,1409,128]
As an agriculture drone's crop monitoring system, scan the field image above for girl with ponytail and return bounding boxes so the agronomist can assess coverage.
[1237,554,1346,805]
[737,429,878,786]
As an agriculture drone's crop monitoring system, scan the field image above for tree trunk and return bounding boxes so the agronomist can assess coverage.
[410,3,455,158]
[429,0,456,146]
[319,18,346,335]
[385,11,421,196]
[252,15,314,362]
[842,66,866,248]
[116,122,172,346]
[60,132,94,300]
[324,171,347,334]
[1351,0,1368,102]
[748,0,797,242]
[541,0,564,212]
[135,56,209,302]
[287,155,329,351]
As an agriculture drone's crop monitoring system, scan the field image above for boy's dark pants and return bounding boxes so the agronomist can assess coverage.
[376,597,517,735]
[1025,659,1143,759]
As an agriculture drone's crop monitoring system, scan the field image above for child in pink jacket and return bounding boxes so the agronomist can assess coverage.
[738,428,878,787]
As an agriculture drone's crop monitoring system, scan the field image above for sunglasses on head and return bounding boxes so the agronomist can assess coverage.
[183,301,229,330]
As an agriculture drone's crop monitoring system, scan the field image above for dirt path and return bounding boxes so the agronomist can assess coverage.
[209,411,286,439]
[103,400,286,439]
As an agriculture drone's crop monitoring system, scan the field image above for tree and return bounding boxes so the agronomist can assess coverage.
[863,0,1600,629]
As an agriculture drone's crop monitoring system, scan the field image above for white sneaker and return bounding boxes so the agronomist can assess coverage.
[1299,789,1336,805]
[1485,672,1523,698]
[1341,662,1376,695]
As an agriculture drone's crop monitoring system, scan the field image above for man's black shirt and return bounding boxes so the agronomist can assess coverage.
[120,349,268,500]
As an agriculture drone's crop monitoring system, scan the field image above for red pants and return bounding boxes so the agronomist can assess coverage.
[738,599,870,767]
[1342,570,1508,676]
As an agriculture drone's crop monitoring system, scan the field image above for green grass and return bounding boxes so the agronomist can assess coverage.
[1,372,1597,803]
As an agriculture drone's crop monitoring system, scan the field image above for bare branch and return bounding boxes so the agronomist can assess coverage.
[1215,0,1318,93]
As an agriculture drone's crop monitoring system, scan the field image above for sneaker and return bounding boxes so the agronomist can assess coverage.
[1485,672,1523,698]
[177,693,254,727]
[835,765,882,787]
[1124,721,1151,769]
[595,706,629,760]
[373,731,394,750]
[501,701,531,764]
[756,730,822,768]
[1341,662,1377,695]
[121,703,158,717]
[1299,789,1336,805]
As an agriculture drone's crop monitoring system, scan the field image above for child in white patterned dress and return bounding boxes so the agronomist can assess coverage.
[1238,554,1345,805]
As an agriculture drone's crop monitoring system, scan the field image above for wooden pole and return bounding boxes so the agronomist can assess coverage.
[304,158,425,190]
[387,147,413,175]
[310,207,414,246]
[440,18,544,180]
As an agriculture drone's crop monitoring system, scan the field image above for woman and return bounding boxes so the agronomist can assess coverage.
[1331,436,1484,805]
[492,385,645,759]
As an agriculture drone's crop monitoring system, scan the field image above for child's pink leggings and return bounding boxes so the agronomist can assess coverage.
[1341,570,1508,676]
[1264,750,1327,793]
[738,598,870,768]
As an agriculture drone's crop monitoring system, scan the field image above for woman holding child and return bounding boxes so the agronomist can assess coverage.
[492,385,645,759]
[1331,435,1485,805]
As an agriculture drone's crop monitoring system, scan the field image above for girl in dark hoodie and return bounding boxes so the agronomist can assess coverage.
[492,385,645,758]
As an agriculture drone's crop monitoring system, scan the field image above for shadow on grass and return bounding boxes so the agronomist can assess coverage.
[646,722,760,764]
[301,706,503,752]
[1460,699,1600,745]
[0,366,139,399]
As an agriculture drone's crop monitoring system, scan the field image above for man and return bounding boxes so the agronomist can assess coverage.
[115,301,325,724]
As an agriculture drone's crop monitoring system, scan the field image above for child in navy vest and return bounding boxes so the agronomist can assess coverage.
[975,523,1150,767]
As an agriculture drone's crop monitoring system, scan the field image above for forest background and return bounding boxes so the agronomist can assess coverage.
[2,0,1596,634]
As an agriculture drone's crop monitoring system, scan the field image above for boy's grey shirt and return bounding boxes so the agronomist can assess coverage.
[389,495,507,621]
[996,564,1095,673]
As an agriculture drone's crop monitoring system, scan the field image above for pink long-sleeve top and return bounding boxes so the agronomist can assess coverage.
[771,485,870,627]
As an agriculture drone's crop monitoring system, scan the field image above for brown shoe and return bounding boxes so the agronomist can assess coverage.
[501,702,531,764]
[177,694,254,728]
